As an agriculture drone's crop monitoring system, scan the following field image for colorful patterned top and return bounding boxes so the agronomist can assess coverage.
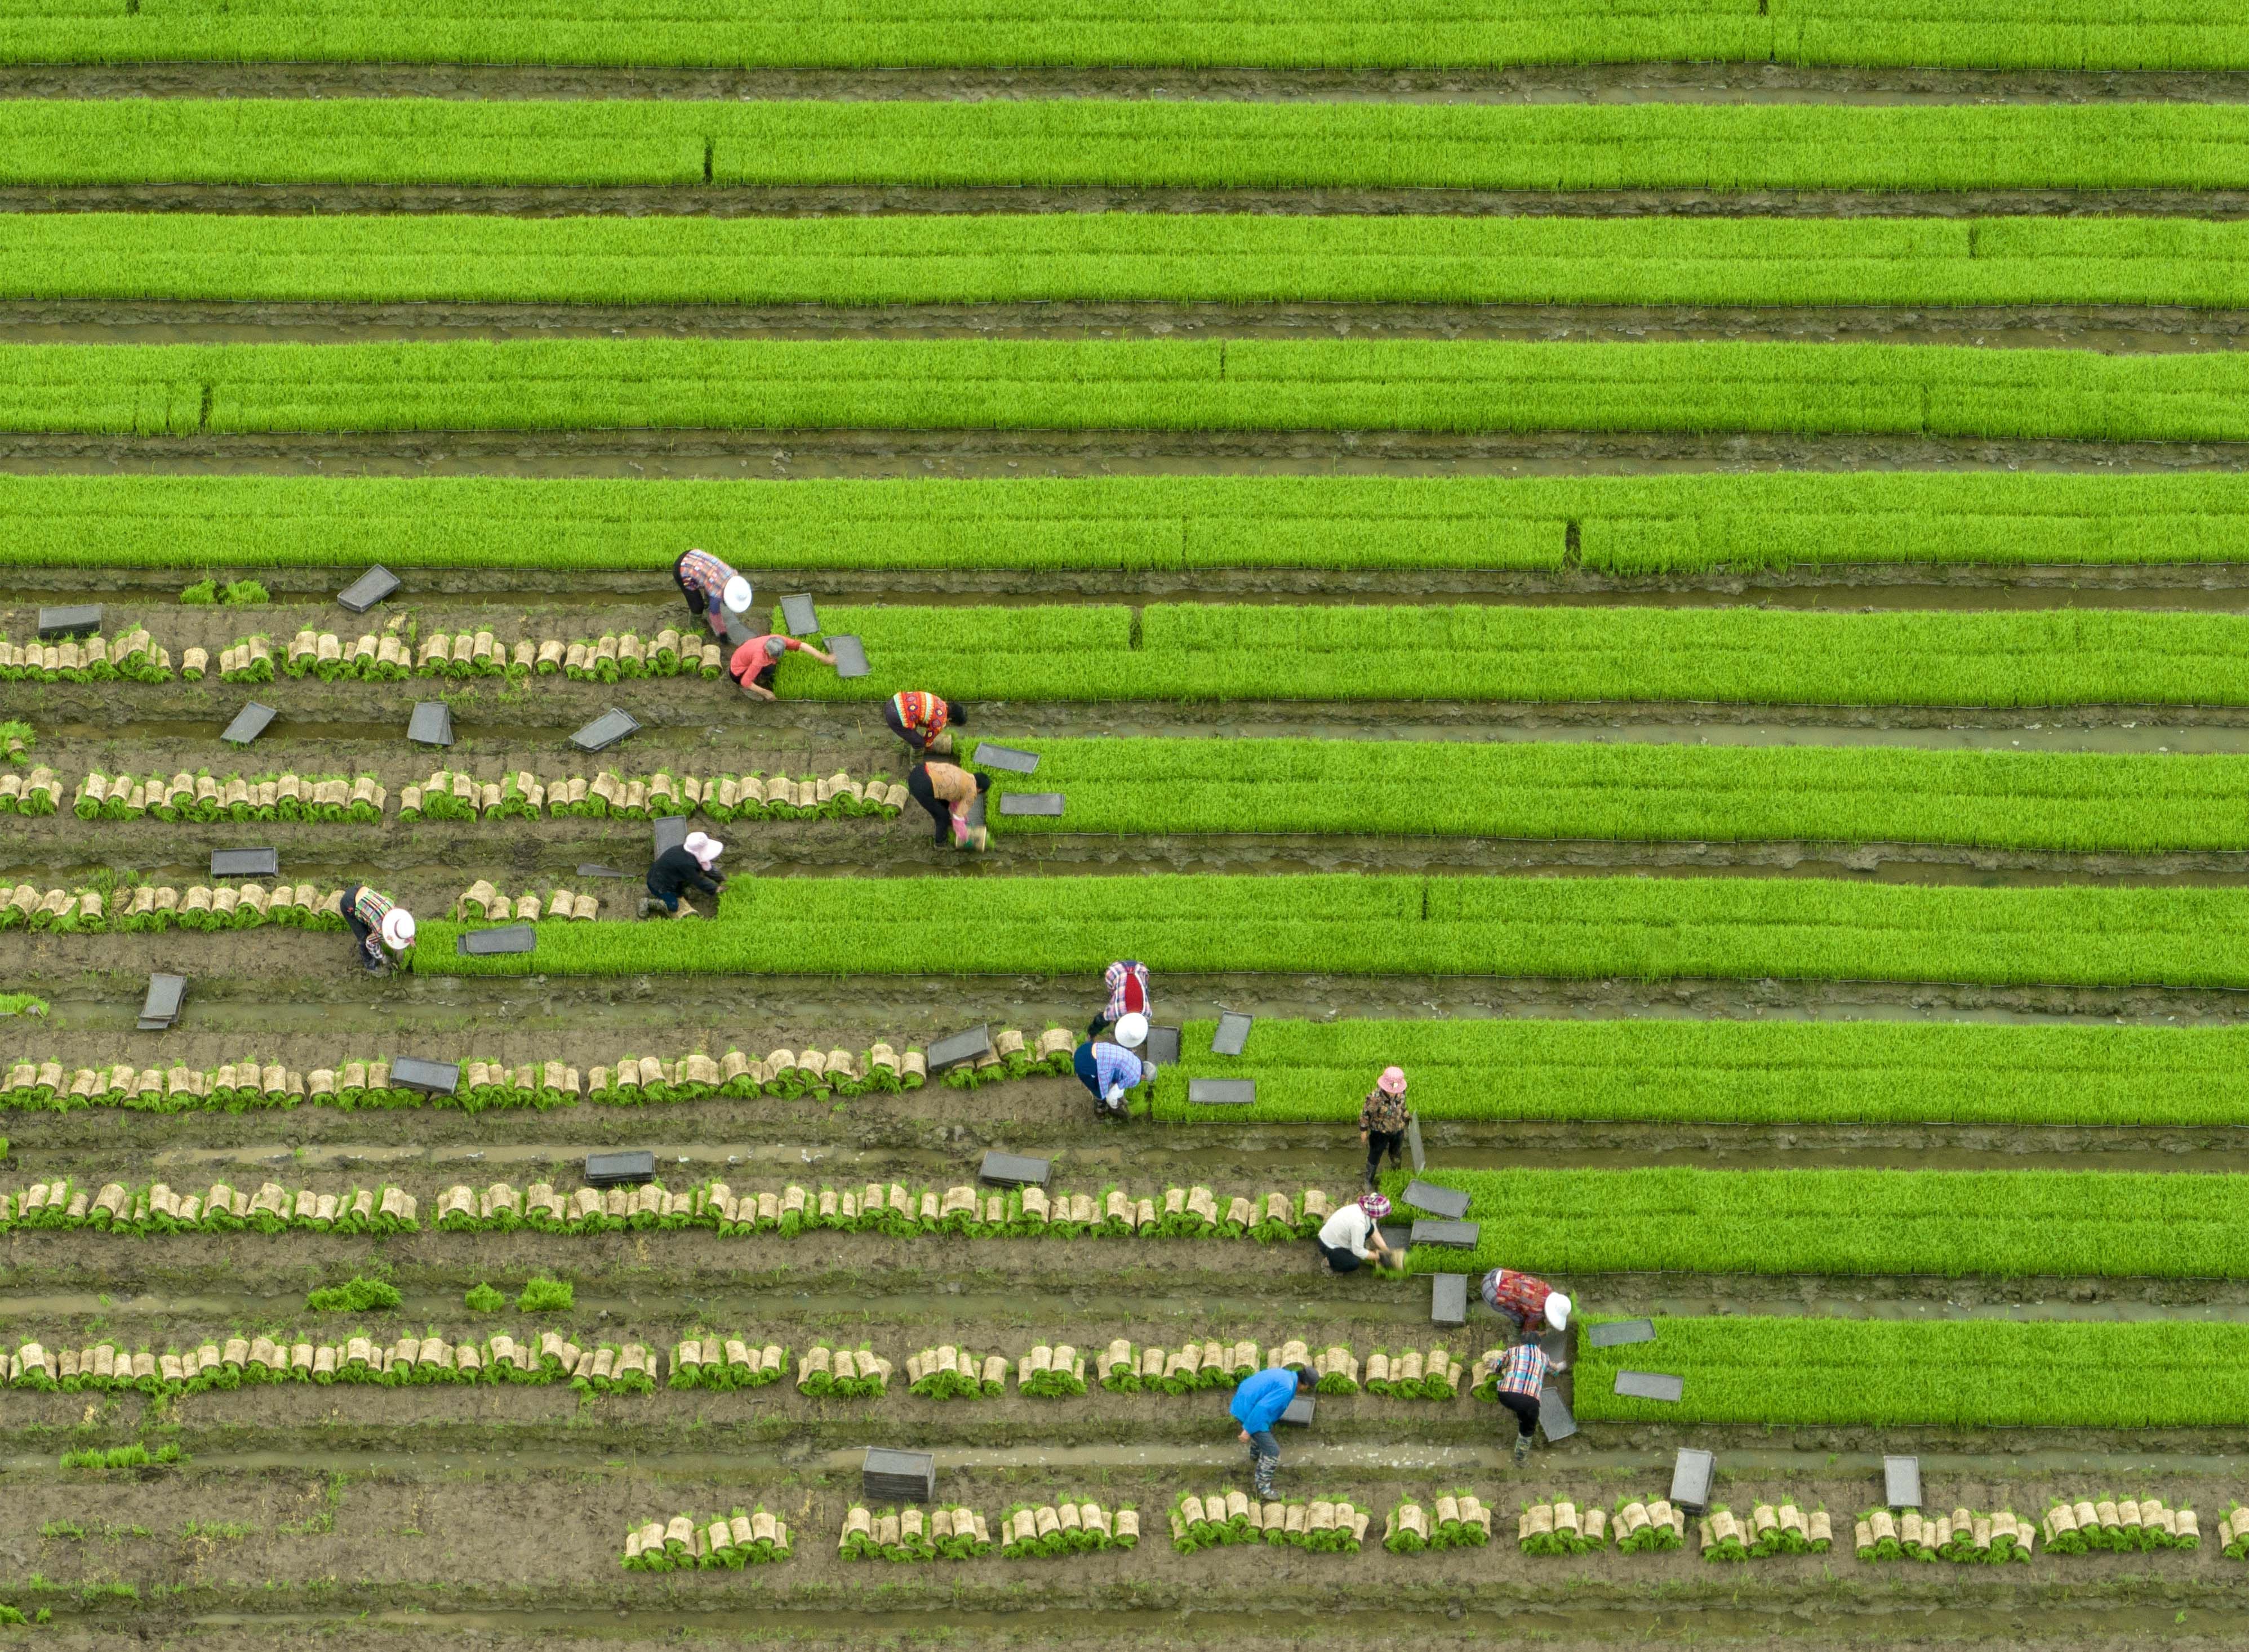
[1479,1267,1554,1330]
[675,549,736,635]
[1081,1041,1148,1098]
[890,691,950,736]
[1496,1342,1549,1401]
[349,885,395,934]
[1358,1085,1410,1135]
[1101,960,1150,1024]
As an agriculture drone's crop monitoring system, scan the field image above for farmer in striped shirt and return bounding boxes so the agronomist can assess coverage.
[340,883,415,975]
[883,690,967,757]
[1479,1268,1574,1358]
[672,548,754,640]
[1088,960,1150,1037]
[1489,1341,1549,1466]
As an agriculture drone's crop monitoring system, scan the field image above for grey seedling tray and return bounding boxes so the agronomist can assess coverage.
[1587,1318,1656,1349]
[1430,1273,1468,1327]
[972,743,1040,775]
[653,815,688,858]
[781,593,821,636]
[1143,1025,1181,1065]
[830,634,869,678]
[389,1057,460,1097]
[407,701,454,748]
[220,702,276,747]
[1406,1116,1426,1173]
[926,1025,993,1074]
[336,565,399,614]
[1408,1219,1479,1250]
[1616,1371,1685,1404]
[997,791,1065,818]
[1279,1394,1314,1428]
[1538,1384,1579,1444]
[1670,1447,1715,1515]
[577,865,626,880]
[137,973,186,1032]
[863,1448,936,1504]
[963,789,986,831]
[585,1151,656,1188]
[1211,1012,1253,1056]
[570,708,640,753]
[457,924,536,957]
[1402,1180,1469,1220]
[722,612,753,649]
[37,604,101,638]
[210,849,278,878]
[1884,1455,1922,1510]
[979,1152,1050,1188]
[1188,1078,1256,1107]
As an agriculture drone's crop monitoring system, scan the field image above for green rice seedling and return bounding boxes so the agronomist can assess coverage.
[463,1283,504,1314]
[222,579,268,603]
[305,1276,398,1315]
[515,1276,572,1313]
[178,577,216,603]
[1612,1496,1684,1552]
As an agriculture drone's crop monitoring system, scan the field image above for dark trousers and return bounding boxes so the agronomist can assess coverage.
[1364,1129,1404,1180]
[905,766,952,843]
[673,556,706,617]
[1316,1240,1362,1274]
[1496,1389,1540,1440]
[1074,1043,1128,1117]
[882,700,934,752]
[340,883,382,966]
[643,873,681,913]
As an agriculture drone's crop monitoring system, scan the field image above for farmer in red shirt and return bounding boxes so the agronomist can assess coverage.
[728,632,838,703]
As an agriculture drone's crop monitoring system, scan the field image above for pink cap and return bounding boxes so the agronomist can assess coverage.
[1377,1066,1407,1096]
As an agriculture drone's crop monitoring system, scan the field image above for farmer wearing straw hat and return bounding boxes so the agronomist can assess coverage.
[1315,1191,1403,1274]
[1072,1015,1154,1122]
[672,548,755,641]
[1230,1361,1313,1500]
[1358,1065,1412,1192]
[340,883,414,975]
[1479,1268,1573,1360]
[728,631,838,703]
[641,831,727,920]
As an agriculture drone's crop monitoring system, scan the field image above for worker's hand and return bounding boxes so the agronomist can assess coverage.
[744,681,777,702]
[1359,1130,1369,1143]
[1238,1429,1251,1444]
[815,650,838,667]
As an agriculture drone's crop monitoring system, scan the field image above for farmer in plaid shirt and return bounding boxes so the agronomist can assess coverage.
[1088,960,1150,1037]
[1490,1340,1549,1465]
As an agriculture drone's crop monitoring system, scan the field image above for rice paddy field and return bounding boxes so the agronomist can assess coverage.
[7,8,2249,1652]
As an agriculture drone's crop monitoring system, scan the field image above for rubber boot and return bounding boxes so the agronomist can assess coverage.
[1254,1463,1277,1499]
[1513,1434,1532,1467]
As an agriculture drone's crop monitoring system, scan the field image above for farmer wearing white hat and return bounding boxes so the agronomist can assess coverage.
[1072,1014,1154,1122]
[1358,1064,1412,1192]
[1478,1267,1573,1357]
[1088,959,1150,1038]
[340,883,415,975]
[672,548,755,641]
[641,831,727,919]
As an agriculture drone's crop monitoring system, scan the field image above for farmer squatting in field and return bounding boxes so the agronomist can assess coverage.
[1316,1191,1403,1274]
[1072,1014,1155,1122]
[642,831,727,920]
[340,882,415,975]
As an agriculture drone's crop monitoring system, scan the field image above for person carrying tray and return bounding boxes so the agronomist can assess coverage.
[883,690,967,757]
[672,547,755,640]
[1230,1361,1313,1499]
[340,883,415,975]
[728,631,838,703]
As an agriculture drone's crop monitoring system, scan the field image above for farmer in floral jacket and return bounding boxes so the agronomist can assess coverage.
[1358,1065,1412,1192]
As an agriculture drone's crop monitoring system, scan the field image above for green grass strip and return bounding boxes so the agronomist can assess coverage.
[423,873,2249,987]
[8,0,2248,72]
[1396,1165,2249,1280]
[29,214,2249,309]
[988,737,2249,850]
[11,100,2249,190]
[7,472,2249,573]
[1575,1317,2249,1428]
[19,337,2249,443]
[1152,1018,2249,1127]
[772,602,2249,707]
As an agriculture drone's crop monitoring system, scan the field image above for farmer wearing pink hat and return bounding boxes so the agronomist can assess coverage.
[641,830,728,919]
[1315,1191,1403,1274]
[1358,1065,1413,1192]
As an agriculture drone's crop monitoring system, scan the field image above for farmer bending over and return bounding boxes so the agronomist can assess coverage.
[1072,1016,1153,1122]
[643,831,726,919]
[884,690,967,757]
[1488,1338,1549,1467]
[1230,1362,1313,1499]
[341,883,415,976]
[1479,1267,1572,1362]
[728,631,837,703]
[906,759,991,852]
[672,548,754,641]
[1088,959,1150,1038]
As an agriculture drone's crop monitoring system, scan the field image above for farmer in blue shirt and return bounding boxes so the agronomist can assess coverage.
[1230,1362,1313,1499]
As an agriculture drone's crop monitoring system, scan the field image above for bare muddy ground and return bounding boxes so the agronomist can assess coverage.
[3,299,2243,355]
[9,60,2249,105]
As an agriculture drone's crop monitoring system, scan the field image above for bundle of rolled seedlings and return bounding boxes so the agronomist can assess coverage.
[1612,1496,1687,1553]
[999,1499,1124,1558]
[1744,1501,1832,1557]
[14,1330,561,1396]
[1097,1339,1144,1392]
[2214,1504,2249,1559]
[454,883,600,923]
[906,1344,1003,1400]
[1859,1508,2028,1564]
[284,628,410,682]
[795,1344,892,1398]
[563,1342,658,1396]
[623,1506,792,1571]
[1382,1502,1433,1555]
[0,630,168,683]
[1517,1499,1605,1555]
[2039,1495,2189,1556]
[1016,1342,1088,1398]
[216,635,276,683]
[103,881,345,935]
[0,1057,579,1115]
[0,718,26,763]
[1362,1347,1462,1401]
[1425,1493,1492,1549]
[0,765,64,815]
[0,886,106,934]
[1311,1344,1362,1395]
[1700,1507,1752,1562]
[666,1335,788,1391]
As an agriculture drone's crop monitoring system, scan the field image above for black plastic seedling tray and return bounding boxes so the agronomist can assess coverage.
[1187,1078,1255,1106]
[978,1152,1051,1188]
[830,635,869,678]
[390,1057,460,1096]
[652,816,688,858]
[336,566,400,614]
[1430,1274,1468,1326]
[1587,1318,1657,1349]
[407,701,454,748]
[972,744,1040,775]
[1211,1012,1253,1056]
[1408,1219,1479,1249]
[37,605,100,637]
[220,703,277,747]
[570,708,640,753]
[1142,1025,1182,1065]
[997,792,1065,817]
[210,849,279,878]
[781,594,821,636]
[1402,1180,1469,1220]
[137,973,186,1032]
[1670,1447,1714,1513]
[586,1151,656,1188]
[1617,1371,1686,1403]
[1884,1455,1922,1509]
[457,925,536,957]
[863,1447,936,1503]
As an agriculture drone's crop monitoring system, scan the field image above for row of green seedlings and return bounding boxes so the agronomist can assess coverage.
[0,628,169,683]
[622,1508,793,1571]
[1,881,349,935]
[1171,1490,1368,1553]
[411,767,906,825]
[1100,1338,1464,1399]
[74,769,384,821]
[1852,1508,2034,1564]
[2038,1497,2201,1553]
[0,1173,1342,1245]
[178,578,267,605]
[5,1329,659,1394]
[1381,1496,1494,1552]
[838,1504,994,1561]
[1700,1504,1839,1560]
[60,1444,185,1471]
[0,767,63,814]
[0,1027,1076,1112]
[1521,1496,1688,1555]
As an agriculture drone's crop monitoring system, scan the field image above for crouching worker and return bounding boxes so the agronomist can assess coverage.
[1479,1267,1572,1366]
[1316,1191,1404,1274]
[341,883,414,976]
[1088,958,1150,1038]
[673,547,754,641]
[728,631,837,703]
[1072,1015,1154,1122]
[642,831,726,919]
[883,690,966,757]
[1489,1339,1549,1467]
[907,758,991,852]
[1230,1361,1313,1499]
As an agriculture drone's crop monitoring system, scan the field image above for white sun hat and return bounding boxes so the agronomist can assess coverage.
[380,909,416,950]
[1545,1292,1572,1331]
[1113,1012,1149,1049]
[722,575,753,615]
